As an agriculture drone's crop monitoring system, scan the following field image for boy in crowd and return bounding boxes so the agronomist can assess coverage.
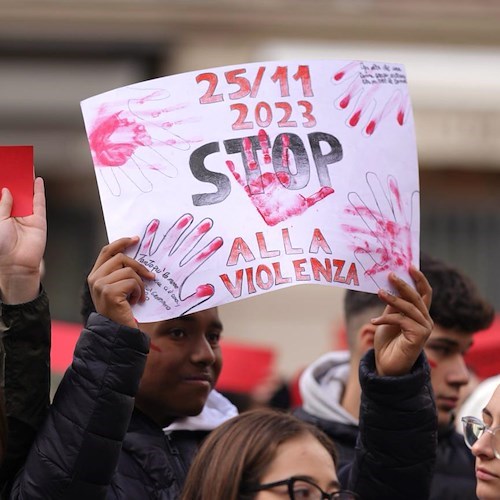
[10,235,237,499]
[296,252,495,499]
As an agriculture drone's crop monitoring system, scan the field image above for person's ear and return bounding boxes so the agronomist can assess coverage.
[359,324,376,352]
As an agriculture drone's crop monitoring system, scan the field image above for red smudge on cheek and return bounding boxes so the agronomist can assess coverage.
[428,358,438,369]
[349,110,361,127]
[150,342,162,353]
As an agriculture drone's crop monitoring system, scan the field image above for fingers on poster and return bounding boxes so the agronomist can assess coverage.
[342,171,419,288]
[88,87,201,196]
[332,61,410,137]
[134,213,223,316]
[226,129,334,226]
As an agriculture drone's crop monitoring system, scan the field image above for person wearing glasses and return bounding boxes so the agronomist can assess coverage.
[462,385,500,499]
[182,408,357,500]
[182,267,436,500]
[296,253,494,500]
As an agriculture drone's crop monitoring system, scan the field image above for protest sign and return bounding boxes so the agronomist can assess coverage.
[81,59,420,322]
[0,145,34,217]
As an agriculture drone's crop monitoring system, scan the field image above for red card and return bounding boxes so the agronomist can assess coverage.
[0,146,34,217]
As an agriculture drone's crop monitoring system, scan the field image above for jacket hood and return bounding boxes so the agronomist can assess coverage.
[299,350,358,425]
[163,389,238,432]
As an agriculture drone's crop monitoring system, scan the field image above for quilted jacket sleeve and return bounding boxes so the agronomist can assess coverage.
[341,350,437,500]
[0,289,51,498]
[10,313,149,500]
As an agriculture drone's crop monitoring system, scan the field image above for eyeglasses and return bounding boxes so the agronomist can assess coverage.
[462,416,500,458]
[245,476,359,499]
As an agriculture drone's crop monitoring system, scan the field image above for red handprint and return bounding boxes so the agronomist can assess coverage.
[133,213,223,320]
[227,132,334,226]
[127,87,199,151]
[341,171,419,288]
[87,88,200,196]
[332,61,409,137]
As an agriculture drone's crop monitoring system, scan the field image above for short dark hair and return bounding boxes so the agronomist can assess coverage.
[342,252,495,348]
[420,252,494,334]
[344,289,381,319]
[343,290,384,351]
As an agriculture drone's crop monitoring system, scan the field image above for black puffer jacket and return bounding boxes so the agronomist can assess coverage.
[293,407,358,468]
[338,350,437,500]
[112,411,209,499]
[10,313,207,500]
[429,422,477,500]
[0,290,51,498]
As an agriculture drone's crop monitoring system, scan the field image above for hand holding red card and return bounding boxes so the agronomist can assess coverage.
[0,145,34,217]
[0,147,45,304]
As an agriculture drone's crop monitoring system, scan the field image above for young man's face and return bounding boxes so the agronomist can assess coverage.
[135,307,223,426]
[424,325,474,429]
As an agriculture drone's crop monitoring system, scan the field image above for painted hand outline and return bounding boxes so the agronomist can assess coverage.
[127,87,199,152]
[332,61,409,136]
[341,171,419,288]
[88,88,199,196]
[134,213,223,317]
[227,132,334,227]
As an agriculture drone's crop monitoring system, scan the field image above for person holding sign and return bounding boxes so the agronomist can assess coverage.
[9,59,433,498]
[181,266,436,500]
[0,173,51,498]
[9,240,436,500]
[10,236,237,500]
[296,253,494,499]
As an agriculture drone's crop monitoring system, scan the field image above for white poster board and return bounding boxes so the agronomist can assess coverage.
[81,59,420,322]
